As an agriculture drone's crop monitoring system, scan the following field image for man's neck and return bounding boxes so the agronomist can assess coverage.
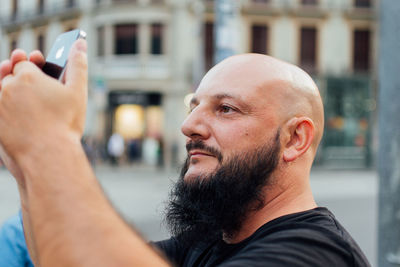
[223,181,316,244]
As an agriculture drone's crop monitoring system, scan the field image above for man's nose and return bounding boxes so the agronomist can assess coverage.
[181,106,210,140]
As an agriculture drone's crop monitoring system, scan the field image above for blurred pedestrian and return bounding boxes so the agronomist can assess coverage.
[143,137,158,166]
[107,133,124,166]
[127,138,141,163]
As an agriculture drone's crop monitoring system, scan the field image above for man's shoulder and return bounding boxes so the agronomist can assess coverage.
[153,208,371,267]
[256,207,342,236]
[234,207,370,267]
[247,208,347,252]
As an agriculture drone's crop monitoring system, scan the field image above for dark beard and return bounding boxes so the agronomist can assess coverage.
[165,131,281,246]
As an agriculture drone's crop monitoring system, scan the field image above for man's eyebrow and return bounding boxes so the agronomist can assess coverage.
[191,93,252,110]
[214,93,252,110]
[214,93,236,100]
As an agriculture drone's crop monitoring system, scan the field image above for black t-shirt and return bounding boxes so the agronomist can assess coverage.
[154,207,370,267]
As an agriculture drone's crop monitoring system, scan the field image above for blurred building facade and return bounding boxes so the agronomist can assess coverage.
[0,0,377,169]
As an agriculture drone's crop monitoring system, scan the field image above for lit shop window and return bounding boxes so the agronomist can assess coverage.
[114,104,144,139]
[145,106,163,138]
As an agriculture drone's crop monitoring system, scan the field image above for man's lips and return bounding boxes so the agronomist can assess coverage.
[186,141,223,163]
[189,150,215,158]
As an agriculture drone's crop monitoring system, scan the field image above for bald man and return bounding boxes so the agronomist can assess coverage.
[0,41,370,266]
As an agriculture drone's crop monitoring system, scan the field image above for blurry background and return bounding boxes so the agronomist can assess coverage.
[0,0,378,169]
[0,0,378,265]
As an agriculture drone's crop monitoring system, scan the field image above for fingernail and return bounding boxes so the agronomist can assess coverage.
[11,48,23,56]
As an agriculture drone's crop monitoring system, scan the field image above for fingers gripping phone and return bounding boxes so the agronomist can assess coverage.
[41,29,87,81]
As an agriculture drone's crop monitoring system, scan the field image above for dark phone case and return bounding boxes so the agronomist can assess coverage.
[41,62,63,79]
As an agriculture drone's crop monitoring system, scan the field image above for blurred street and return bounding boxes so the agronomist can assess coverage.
[0,166,377,266]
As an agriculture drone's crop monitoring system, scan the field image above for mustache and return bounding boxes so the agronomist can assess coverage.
[186,140,223,163]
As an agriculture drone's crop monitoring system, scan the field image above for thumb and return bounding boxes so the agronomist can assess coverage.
[65,39,88,90]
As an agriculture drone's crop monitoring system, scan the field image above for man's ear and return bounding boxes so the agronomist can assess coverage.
[282,117,315,162]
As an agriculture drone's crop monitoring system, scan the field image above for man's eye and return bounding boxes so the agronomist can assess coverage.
[219,105,234,113]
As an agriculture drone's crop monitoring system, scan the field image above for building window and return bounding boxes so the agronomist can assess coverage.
[151,23,164,55]
[252,0,269,3]
[12,0,18,19]
[66,0,75,8]
[204,22,214,71]
[324,77,372,167]
[300,27,317,73]
[37,33,45,53]
[115,24,138,55]
[38,0,45,14]
[301,0,317,5]
[251,25,268,54]
[355,0,370,8]
[353,29,371,72]
[97,26,105,56]
[113,0,137,3]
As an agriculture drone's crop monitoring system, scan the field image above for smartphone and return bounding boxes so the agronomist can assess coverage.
[41,29,87,81]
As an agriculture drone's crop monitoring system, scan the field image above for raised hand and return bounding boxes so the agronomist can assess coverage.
[0,40,87,185]
[0,49,45,182]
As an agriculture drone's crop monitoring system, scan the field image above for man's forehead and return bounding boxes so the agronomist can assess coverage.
[195,59,285,97]
[193,74,286,104]
[201,54,288,82]
[194,74,264,100]
[191,53,311,108]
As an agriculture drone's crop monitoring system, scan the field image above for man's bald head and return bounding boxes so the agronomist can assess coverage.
[199,53,324,157]
[176,54,325,244]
